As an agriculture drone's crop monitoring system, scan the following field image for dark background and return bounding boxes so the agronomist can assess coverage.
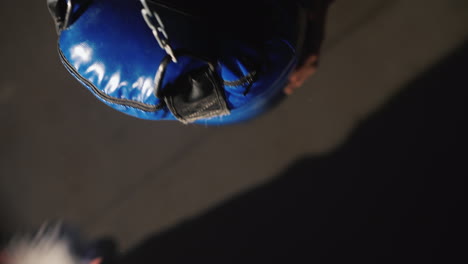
[119,39,468,263]
[1,0,467,261]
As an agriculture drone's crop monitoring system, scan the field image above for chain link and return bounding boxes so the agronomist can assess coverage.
[140,0,177,63]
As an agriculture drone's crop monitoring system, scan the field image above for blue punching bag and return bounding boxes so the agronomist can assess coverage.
[48,0,307,124]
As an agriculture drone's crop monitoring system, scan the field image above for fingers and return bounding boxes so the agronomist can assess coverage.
[304,55,319,68]
[284,55,319,95]
[284,82,296,95]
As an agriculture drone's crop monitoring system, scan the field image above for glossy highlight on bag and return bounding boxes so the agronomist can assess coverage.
[49,0,302,124]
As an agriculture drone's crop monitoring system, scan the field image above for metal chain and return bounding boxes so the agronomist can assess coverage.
[62,0,73,30]
[140,0,178,63]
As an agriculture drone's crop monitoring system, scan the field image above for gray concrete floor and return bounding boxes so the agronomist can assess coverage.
[1,0,467,250]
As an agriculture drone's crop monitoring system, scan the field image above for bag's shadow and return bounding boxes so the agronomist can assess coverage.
[116,39,468,264]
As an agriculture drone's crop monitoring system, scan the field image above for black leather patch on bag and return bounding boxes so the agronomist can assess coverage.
[161,66,230,123]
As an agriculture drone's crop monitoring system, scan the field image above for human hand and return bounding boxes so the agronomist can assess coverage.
[284,54,319,95]
[283,0,333,95]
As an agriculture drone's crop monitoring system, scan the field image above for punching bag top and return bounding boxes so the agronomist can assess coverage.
[49,0,302,124]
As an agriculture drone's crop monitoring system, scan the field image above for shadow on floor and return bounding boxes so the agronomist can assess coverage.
[107,39,467,262]
[119,39,468,263]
